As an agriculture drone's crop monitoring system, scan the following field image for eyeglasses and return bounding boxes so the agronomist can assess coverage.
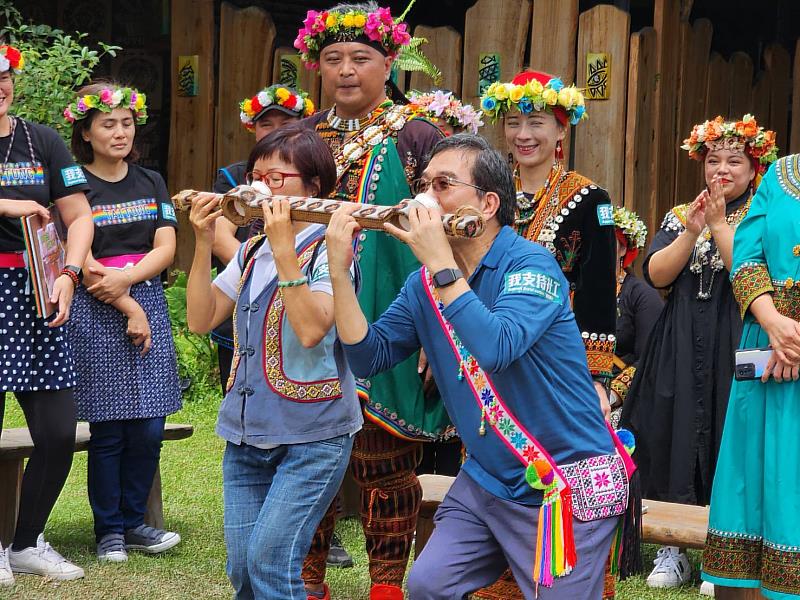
[411,175,487,196]
[245,170,303,189]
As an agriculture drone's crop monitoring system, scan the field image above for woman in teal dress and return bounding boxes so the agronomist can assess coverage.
[702,153,800,599]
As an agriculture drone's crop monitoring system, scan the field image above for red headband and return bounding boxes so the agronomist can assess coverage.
[615,228,639,268]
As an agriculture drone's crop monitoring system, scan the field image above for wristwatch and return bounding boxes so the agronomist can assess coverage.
[62,264,83,284]
[432,268,463,288]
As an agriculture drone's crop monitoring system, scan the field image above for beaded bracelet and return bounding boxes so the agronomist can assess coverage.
[278,276,308,288]
[59,268,80,288]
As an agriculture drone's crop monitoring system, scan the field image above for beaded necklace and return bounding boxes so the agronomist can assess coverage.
[689,196,751,300]
[326,101,387,132]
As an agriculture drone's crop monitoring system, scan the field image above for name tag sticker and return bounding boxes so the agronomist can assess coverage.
[597,203,614,226]
[61,165,87,187]
[161,202,177,223]
[503,270,561,303]
[311,261,330,283]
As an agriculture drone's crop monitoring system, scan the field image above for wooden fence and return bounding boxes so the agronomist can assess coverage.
[168,0,799,270]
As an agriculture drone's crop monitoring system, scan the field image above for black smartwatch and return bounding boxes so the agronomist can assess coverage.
[432,268,463,288]
[63,264,83,284]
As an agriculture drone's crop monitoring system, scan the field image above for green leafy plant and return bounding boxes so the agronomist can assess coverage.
[0,0,121,142]
[165,271,221,404]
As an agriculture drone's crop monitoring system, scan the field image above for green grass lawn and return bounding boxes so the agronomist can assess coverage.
[2,394,706,600]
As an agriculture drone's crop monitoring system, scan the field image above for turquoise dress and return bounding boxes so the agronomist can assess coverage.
[701,155,800,598]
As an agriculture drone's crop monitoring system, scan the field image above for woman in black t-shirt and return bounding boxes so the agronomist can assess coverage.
[0,45,94,585]
[64,82,181,563]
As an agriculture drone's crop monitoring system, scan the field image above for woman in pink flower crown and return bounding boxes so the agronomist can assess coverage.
[64,81,182,563]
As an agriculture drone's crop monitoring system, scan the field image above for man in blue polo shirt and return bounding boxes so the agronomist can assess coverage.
[324,134,629,599]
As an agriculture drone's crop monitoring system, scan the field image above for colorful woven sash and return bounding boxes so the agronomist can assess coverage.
[421,267,576,587]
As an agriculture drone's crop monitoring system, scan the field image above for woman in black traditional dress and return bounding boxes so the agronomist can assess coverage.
[0,45,93,585]
[620,115,779,591]
[608,207,663,428]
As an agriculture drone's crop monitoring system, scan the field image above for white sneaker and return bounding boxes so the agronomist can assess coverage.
[646,545,691,588]
[0,544,14,587]
[9,535,85,581]
[700,581,715,596]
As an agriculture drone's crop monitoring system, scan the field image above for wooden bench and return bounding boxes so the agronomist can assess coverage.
[415,474,709,556]
[0,422,194,547]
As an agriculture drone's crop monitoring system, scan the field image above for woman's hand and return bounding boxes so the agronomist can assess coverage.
[325,205,360,278]
[86,265,131,303]
[189,193,223,245]
[704,178,727,232]
[762,352,800,383]
[48,275,75,327]
[684,193,706,236]
[0,199,50,220]
[262,198,296,256]
[125,303,152,356]
[762,313,800,364]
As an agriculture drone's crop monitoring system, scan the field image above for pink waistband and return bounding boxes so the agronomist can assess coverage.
[97,253,146,268]
[0,252,26,268]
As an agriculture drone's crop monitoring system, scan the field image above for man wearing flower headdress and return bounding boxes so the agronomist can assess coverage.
[210,84,314,391]
[474,69,619,600]
[294,3,448,599]
[621,115,778,592]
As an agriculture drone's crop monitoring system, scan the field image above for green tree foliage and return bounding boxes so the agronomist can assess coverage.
[0,0,120,142]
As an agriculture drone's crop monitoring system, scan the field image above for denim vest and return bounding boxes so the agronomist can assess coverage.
[216,230,363,446]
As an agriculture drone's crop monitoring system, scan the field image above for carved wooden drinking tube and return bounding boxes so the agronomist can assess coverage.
[172,185,486,239]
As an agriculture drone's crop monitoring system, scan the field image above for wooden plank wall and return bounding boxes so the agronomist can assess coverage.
[574,5,630,205]
[409,26,463,94]
[272,46,321,107]
[215,4,274,177]
[763,43,791,153]
[168,0,214,272]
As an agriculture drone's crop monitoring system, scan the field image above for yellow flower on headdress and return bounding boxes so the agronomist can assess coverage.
[275,87,291,103]
[542,88,558,106]
[326,14,337,28]
[557,88,574,108]
[486,82,500,97]
[494,85,509,101]
[135,93,146,110]
[342,13,355,27]
[16,55,24,70]
[353,14,366,27]
[509,85,525,103]
[84,96,98,108]
[242,99,253,114]
[304,98,315,116]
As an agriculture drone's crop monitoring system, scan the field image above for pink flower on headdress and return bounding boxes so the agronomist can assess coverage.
[129,91,138,108]
[428,90,452,117]
[294,33,309,53]
[377,7,393,25]
[63,106,75,123]
[312,12,328,33]
[364,13,383,41]
[77,98,88,112]
[99,89,113,105]
[302,10,318,31]
[391,22,410,46]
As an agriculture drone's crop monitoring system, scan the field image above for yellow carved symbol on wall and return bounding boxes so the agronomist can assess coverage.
[586,52,610,100]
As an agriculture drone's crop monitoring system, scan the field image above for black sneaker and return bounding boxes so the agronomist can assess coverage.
[124,525,181,554]
[326,534,353,568]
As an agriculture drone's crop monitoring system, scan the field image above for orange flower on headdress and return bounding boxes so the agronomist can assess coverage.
[704,117,724,142]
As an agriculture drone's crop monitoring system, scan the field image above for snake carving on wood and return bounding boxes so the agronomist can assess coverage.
[172,184,486,239]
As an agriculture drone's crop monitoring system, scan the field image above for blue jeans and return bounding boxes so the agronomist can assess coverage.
[88,417,165,541]
[222,435,353,600]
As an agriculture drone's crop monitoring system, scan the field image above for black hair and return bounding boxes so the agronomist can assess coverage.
[425,133,516,226]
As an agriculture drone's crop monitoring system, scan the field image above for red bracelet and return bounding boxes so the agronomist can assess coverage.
[60,268,79,288]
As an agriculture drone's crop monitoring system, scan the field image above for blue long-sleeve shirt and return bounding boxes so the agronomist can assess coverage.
[344,226,613,505]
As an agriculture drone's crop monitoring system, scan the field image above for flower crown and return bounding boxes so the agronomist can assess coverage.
[64,87,148,125]
[239,85,314,131]
[480,78,587,125]
[613,207,647,250]
[408,90,483,135]
[0,45,24,74]
[681,114,778,173]
[294,6,412,69]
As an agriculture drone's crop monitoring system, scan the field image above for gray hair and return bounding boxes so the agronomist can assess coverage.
[425,134,516,227]
[328,1,379,12]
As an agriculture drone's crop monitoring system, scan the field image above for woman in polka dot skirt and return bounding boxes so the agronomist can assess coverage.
[63,82,182,564]
[0,45,95,587]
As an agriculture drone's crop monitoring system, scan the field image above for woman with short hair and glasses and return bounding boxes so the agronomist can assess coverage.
[186,124,362,600]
